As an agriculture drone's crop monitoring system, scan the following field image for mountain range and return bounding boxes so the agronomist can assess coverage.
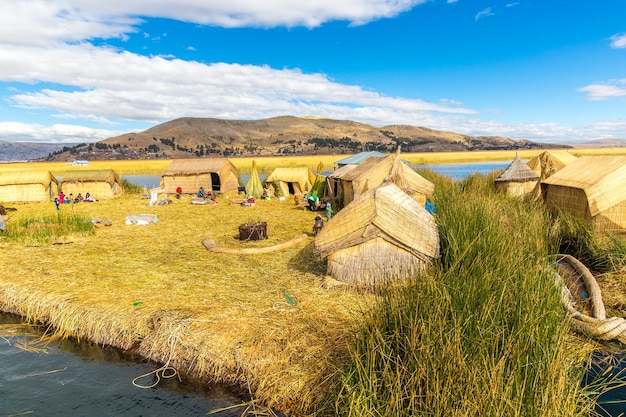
[2,116,623,162]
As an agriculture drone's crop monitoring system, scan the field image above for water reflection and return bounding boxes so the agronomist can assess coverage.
[0,313,245,417]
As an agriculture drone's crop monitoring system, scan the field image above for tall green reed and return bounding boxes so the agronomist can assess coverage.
[325,173,595,417]
[1,212,94,245]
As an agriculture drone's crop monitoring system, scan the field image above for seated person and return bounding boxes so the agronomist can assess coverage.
[84,192,95,202]
[176,186,182,199]
[75,193,84,203]
[197,187,206,198]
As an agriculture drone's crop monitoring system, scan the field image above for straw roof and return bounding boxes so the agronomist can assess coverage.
[495,153,540,183]
[527,150,578,178]
[162,158,238,176]
[314,183,440,262]
[334,151,386,167]
[330,156,386,182]
[61,169,121,185]
[266,167,315,184]
[0,170,58,186]
[542,155,626,217]
[245,160,264,198]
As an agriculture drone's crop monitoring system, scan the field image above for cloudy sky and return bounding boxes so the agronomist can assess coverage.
[1,0,625,144]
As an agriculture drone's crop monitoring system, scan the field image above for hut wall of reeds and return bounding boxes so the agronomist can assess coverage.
[60,169,123,200]
[0,170,58,203]
[161,158,239,194]
[314,183,440,287]
[265,167,316,197]
[494,153,540,197]
[541,155,626,233]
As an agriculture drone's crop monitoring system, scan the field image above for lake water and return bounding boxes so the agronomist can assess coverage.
[122,161,510,189]
[0,313,246,416]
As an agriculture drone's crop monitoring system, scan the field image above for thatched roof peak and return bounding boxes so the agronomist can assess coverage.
[495,153,540,183]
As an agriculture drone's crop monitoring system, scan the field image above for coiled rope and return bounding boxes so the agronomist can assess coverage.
[132,319,186,389]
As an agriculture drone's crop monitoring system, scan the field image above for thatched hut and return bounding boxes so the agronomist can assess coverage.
[314,183,440,287]
[541,155,626,233]
[161,158,239,194]
[0,170,59,203]
[265,167,316,197]
[327,153,434,207]
[494,153,540,197]
[60,169,123,200]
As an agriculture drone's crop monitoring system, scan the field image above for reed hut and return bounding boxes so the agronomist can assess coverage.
[327,152,434,207]
[541,155,626,233]
[161,158,239,194]
[314,183,440,287]
[265,167,316,197]
[60,169,123,200]
[0,170,59,203]
[494,153,540,197]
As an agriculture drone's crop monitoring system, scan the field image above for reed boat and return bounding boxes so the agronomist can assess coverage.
[553,254,626,344]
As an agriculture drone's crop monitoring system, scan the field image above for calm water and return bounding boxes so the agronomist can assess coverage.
[0,313,245,417]
[123,161,509,188]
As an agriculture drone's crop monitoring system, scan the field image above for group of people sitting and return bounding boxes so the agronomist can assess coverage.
[197,187,217,203]
[57,192,96,205]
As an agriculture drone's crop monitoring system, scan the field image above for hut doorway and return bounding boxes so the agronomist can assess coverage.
[211,173,221,191]
[287,182,295,195]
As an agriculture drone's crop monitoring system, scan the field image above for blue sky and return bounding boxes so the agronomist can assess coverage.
[0,0,625,144]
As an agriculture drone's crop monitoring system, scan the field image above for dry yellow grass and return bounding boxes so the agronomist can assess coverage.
[0,192,373,414]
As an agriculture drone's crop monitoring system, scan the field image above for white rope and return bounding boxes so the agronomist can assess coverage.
[132,320,185,389]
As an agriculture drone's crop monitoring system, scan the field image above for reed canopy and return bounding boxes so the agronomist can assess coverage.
[60,169,123,200]
[314,183,440,287]
[161,158,239,194]
[326,153,434,207]
[541,155,626,233]
[265,167,316,197]
[494,153,540,197]
[0,170,58,203]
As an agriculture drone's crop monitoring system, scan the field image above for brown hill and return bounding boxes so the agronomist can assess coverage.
[43,116,567,161]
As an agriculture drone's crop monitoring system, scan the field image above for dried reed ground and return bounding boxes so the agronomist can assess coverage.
[0,193,371,414]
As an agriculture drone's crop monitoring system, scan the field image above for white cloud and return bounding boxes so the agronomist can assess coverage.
[1,43,476,126]
[475,7,494,21]
[579,80,626,101]
[610,33,626,49]
[0,122,121,143]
